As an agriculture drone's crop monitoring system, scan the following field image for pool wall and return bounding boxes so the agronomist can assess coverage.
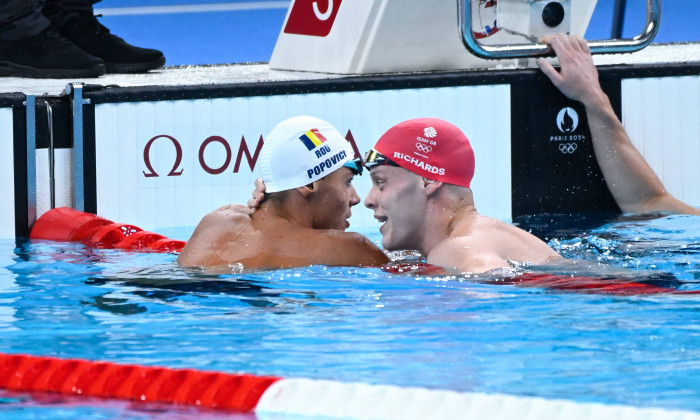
[622,76,700,205]
[1,94,31,240]
[0,106,15,239]
[91,84,512,231]
[2,56,700,239]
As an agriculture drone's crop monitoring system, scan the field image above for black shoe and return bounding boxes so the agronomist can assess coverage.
[0,28,106,78]
[57,13,165,73]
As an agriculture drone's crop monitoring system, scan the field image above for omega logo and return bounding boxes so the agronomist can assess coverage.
[142,134,264,177]
[142,135,183,177]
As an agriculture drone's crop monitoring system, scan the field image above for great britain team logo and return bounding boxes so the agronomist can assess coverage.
[415,126,437,155]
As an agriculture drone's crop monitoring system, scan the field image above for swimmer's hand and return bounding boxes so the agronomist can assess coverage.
[247,178,267,209]
[536,34,605,107]
[214,203,253,215]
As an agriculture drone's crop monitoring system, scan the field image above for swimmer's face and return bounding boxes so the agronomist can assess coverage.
[309,167,360,230]
[364,165,427,250]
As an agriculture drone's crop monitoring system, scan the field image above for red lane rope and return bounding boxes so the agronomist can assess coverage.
[0,353,280,411]
[30,208,186,253]
[382,263,700,295]
[31,209,699,295]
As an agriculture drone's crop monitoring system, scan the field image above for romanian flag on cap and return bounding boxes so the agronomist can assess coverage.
[299,128,327,151]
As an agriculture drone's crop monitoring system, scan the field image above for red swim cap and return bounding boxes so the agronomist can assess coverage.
[374,118,475,188]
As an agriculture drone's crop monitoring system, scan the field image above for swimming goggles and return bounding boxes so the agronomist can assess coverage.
[343,157,364,176]
[363,149,400,170]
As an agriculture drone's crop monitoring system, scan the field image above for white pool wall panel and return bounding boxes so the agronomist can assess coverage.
[0,108,14,239]
[622,76,700,207]
[94,85,512,231]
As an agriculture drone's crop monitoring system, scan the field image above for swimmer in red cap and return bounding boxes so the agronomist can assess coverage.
[538,34,699,216]
[178,116,389,269]
[363,118,562,273]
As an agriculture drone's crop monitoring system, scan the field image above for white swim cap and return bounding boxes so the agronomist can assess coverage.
[259,116,354,193]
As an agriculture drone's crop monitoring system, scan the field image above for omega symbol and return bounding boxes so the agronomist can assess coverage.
[142,135,184,177]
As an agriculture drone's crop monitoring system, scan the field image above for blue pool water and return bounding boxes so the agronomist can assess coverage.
[1,213,699,418]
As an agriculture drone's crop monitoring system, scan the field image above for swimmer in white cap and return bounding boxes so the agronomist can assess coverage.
[538,34,699,215]
[178,116,389,269]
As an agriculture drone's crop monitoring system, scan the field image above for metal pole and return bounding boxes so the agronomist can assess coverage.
[44,101,55,210]
[459,0,660,59]
[66,83,86,211]
[25,95,37,230]
[612,0,628,39]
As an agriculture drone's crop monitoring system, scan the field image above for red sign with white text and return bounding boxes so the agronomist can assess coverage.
[284,0,343,37]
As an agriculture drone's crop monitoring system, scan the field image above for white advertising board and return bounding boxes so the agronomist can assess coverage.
[0,108,14,239]
[94,85,512,233]
[622,75,700,207]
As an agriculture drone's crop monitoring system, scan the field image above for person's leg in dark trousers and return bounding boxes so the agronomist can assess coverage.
[45,0,166,73]
[0,0,105,78]
[0,0,51,40]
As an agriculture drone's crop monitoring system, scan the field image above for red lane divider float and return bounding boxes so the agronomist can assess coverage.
[29,209,699,295]
[30,208,186,253]
[381,263,700,296]
[0,353,279,411]
[4,353,700,419]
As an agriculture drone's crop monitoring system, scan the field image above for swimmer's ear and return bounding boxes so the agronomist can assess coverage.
[295,182,316,198]
[422,178,443,196]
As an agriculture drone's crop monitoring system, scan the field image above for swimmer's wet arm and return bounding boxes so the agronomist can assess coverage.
[177,213,219,266]
[579,92,700,214]
[538,34,700,216]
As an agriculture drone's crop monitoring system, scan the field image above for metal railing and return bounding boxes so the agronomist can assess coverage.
[459,0,661,59]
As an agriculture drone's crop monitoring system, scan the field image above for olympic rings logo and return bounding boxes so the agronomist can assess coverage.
[415,143,433,153]
[558,143,578,154]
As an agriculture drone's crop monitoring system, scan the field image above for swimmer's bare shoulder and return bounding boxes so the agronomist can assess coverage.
[264,228,388,267]
[428,219,561,273]
[179,206,388,268]
[177,204,253,266]
[312,230,389,266]
[234,228,387,268]
[428,236,510,274]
